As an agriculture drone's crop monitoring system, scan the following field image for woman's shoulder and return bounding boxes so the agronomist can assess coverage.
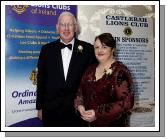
[112,61,133,84]
[112,61,128,69]
[86,63,98,72]
[81,64,97,81]
[112,61,131,74]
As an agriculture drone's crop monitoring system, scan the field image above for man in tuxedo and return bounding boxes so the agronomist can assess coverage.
[36,11,96,127]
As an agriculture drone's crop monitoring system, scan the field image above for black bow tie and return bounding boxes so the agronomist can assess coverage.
[60,42,72,50]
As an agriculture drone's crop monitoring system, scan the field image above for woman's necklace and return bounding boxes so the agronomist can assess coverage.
[95,59,115,80]
[98,59,115,71]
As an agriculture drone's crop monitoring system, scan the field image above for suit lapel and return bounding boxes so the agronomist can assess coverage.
[66,39,80,83]
[56,40,66,82]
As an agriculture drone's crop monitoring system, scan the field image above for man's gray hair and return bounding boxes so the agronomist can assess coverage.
[57,11,77,25]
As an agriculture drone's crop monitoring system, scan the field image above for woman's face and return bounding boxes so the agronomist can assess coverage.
[94,38,114,63]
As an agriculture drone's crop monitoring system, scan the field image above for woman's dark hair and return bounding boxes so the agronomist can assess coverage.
[95,33,116,48]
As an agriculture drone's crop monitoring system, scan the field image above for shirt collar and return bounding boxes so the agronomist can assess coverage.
[60,38,75,49]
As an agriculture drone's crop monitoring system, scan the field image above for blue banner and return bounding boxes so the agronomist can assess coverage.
[5,5,77,127]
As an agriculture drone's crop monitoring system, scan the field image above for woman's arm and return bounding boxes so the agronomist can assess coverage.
[95,68,134,125]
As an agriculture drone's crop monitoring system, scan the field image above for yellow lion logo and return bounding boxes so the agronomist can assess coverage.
[11,5,29,14]
[29,68,38,85]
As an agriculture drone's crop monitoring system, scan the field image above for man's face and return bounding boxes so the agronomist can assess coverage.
[57,14,76,43]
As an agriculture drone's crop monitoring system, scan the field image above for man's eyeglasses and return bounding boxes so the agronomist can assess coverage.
[59,23,75,28]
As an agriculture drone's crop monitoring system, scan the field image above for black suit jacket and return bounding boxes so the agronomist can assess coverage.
[36,38,96,126]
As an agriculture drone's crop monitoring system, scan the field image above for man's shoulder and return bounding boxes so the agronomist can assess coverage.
[44,40,59,47]
[41,40,60,50]
[76,39,93,47]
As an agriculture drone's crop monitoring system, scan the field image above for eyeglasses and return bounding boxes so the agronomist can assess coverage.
[59,23,75,28]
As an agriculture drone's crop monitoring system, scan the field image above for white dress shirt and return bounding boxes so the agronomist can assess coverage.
[60,39,74,80]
